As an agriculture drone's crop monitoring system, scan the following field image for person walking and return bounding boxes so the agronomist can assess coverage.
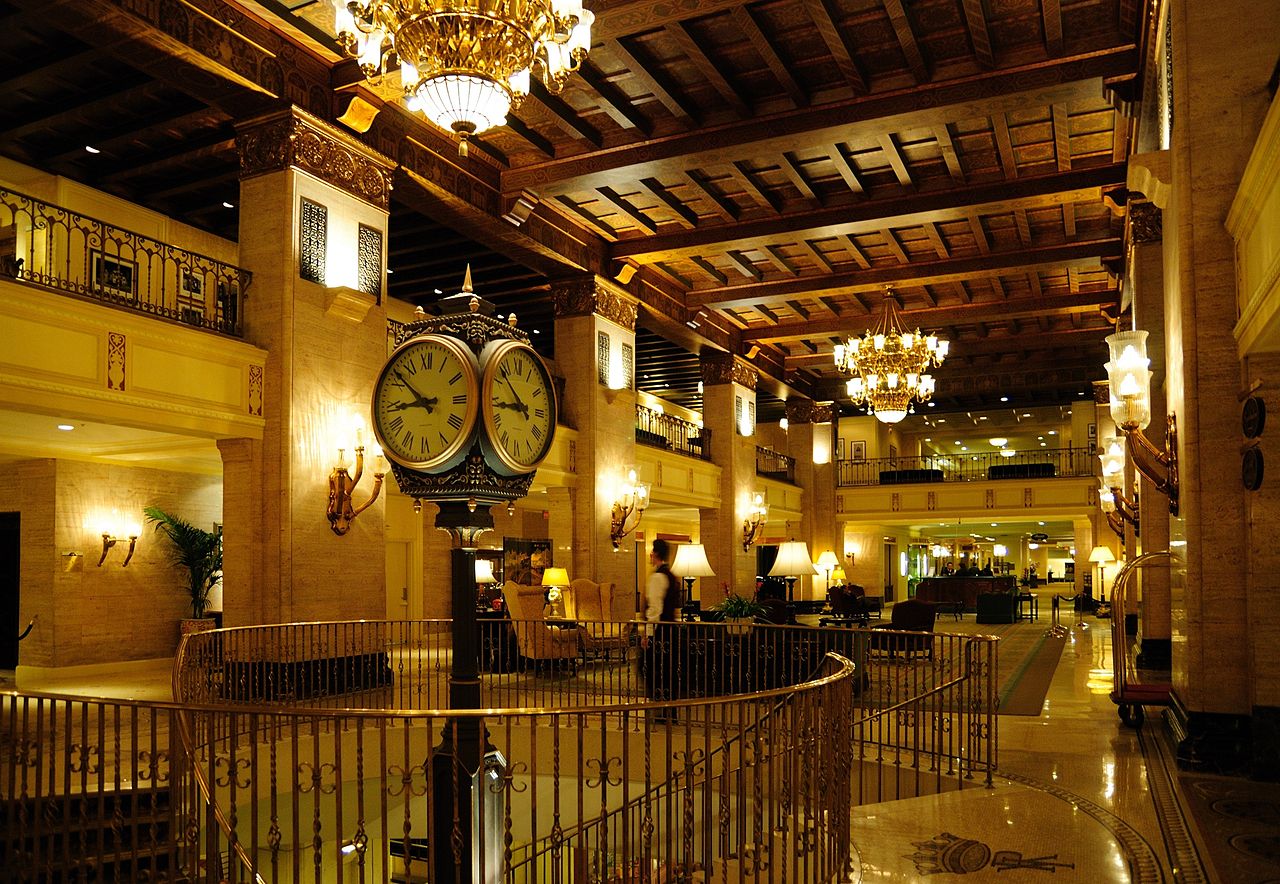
[641,538,682,719]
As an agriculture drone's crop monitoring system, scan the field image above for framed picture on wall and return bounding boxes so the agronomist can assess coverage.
[502,538,553,586]
[851,440,867,463]
[889,444,898,466]
[91,250,136,300]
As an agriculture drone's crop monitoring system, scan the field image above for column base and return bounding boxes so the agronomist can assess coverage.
[1135,637,1171,669]
[1163,691,1251,775]
[1251,706,1280,782]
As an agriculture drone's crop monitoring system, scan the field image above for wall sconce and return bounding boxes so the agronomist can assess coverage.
[610,469,649,551]
[97,513,141,566]
[1098,436,1140,537]
[541,566,570,619]
[327,443,386,536]
[1105,330,1178,515]
[671,543,715,602]
[845,542,860,566]
[741,491,768,551]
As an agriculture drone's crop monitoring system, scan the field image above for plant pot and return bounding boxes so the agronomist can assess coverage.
[724,617,754,636]
[180,618,217,638]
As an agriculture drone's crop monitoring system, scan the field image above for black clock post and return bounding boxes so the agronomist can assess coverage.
[372,274,557,881]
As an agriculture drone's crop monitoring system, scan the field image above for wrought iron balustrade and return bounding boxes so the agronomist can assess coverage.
[635,403,711,460]
[756,445,797,483]
[0,186,250,337]
[837,446,1095,487]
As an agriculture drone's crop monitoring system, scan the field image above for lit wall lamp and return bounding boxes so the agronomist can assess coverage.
[845,541,860,567]
[97,512,141,566]
[741,491,768,551]
[671,543,715,602]
[327,438,386,536]
[1105,330,1177,515]
[1098,436,1140,537]
[609,469,649,551]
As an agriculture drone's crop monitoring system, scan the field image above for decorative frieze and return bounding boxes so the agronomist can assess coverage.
[701,352,758,390]
[1129,201,1163,243]
[785,398,815,424]
[1093,380,1110,405]
[236,107,395,211]
[552,276,638,330]
[107,332,126,391]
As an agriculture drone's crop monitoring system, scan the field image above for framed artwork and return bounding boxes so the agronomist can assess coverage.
[179,269,205,324]
[889,444,898,466]
[91,250,136,299]
[851,440,867,463]
[502,538,553,586]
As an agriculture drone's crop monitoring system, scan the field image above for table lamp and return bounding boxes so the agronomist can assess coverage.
[475,558,497,609]
[541,566,570,619]
[768,540,819,603]
[816,549,840,592]
[1088,545,1116,604]
[671,543,716,603]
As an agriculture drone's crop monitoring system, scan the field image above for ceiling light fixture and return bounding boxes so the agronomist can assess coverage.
[1000,396,1009,402]
[989,437,1007,447]
[57,424,75,431]
[833,286,948,424]
[333,0,593,156]
[222,201,235,209]
[84,145,100,154]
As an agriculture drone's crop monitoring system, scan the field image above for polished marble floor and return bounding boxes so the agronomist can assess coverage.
[9,598,1277,883]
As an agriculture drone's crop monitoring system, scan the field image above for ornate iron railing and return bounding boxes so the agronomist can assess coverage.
[635,404,712,461]
[837,446,1095,486]
[756,445,797,483]
[0,186,250,337]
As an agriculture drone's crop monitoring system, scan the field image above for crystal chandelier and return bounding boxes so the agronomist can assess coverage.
[833,288,949,424]
[333,0,594,154]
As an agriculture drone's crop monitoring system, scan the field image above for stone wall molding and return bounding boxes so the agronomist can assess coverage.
[551,275,638,330]
[237,106,395,211]
[701,351,758,390]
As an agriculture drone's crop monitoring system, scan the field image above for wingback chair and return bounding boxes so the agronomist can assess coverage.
[565,578,631,661]
[869,598,938,659]
[500,581,579,668]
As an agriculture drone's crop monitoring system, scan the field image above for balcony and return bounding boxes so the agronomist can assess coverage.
[0,186,250,337]
[756,445,797,483]
[837,446,1094,486]
[635,403,711,460]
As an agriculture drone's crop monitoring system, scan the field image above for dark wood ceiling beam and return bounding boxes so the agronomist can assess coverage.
[1063,202,1077,238]
[726,250,764,282]
[4,76,155,140]
[880,228,910,264]
[1014,208,1033,246]
[780,153,821,203]
[960,0,995,68]
[992,113,1018,179]
[843,235,872,269]
[0,47,104,95]
[576,61,653,134]
[690,256,728,285]
[556,196,620,240]
[883,0,930,83]
[1051,104,1071,170]
[149,168,240,201]
[503,115,556,157]
[829,143,866,194]
[49,103,214,164]
[637,178,698,229]
[754,289,1116,344]
[968,212,991,254]
[731,5,808,108]
[665,21,750,118]
[935,124,965,181]
[726,162,780,212]
[597,186,658,234]
[527,79,602,147]
[606,38,696,124]
[97,133,235,183]
[919,284,938,307]
[819,296,844,316]
[501,52,1135,195]
[802,0,869,93]
[611,164,1124,261]
[682,171,738,222]
[1043,0,1065,56]
[798,240,835,273]
[690,239,1123,310]
[766,246,801,276]
[879,134,914,187]
[922,222,949,259]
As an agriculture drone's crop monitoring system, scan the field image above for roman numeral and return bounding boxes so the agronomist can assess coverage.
[501,430,509,446]
[453,394,467,405]
[402,430,415,451]
[439,431,448,446]
[388,416,404,433]
[422,351,433,371]
[531,425,543,440]
[533,388,545,398]
[447,413,462,430]
[449,371,462,385]
[534,408,546,419]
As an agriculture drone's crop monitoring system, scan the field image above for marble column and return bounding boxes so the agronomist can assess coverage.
[699,352,760,603]
[216,437,266,626]
[233,106,394,624]
[551,276,639,599]
[787,399,838,600]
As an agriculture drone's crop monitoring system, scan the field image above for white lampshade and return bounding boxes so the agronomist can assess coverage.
[1099,481,1117,513]
[672,543,715,578]
[769,541,819,578]
[475,559,496,584]
[816,550,840,571]
[1088,545,1116,565]
[413,74,512,136]
[541,567,569,587]
[1105,329,1153,430]
[1099,436,1126,482]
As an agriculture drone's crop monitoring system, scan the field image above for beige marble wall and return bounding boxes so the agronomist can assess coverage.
[1163,0,1279,713]
[15,460,56,668]
[1242,352,1280,707]
[791,417,838,600]
[701,379,760,601]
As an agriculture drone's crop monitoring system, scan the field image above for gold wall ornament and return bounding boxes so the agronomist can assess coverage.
[327,445,386,535]
[741,491,768,551]
[1104,330,1179,515]
[334,0,594,154]
[700,352,759,390]
[551,275,638,329]
[610,469,649,551]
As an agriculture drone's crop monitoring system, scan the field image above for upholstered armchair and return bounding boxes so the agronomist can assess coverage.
[500,581,580,667]
[869,598,937,659]
[565,578,631,661]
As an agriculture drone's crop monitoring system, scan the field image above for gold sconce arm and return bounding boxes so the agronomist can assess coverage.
[741,517,765,552]
[610,499,644,551]
[327,446,386,536]
[1122,414,1178,516]
[121,535,138,567]
[98,534,116,567]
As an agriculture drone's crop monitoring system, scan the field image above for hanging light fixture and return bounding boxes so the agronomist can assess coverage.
[332,0,594,155]
[833,287,949,424]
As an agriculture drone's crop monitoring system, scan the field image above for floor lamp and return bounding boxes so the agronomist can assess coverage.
[816,550,840,595]
[1088,545,1116,605]
[769,541,819,604]
[671,543,715,612]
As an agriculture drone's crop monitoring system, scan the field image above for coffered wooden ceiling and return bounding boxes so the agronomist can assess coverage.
[0,0,1154,413]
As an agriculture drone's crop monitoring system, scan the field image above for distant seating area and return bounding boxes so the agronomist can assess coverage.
[987,462,1057,480]
[869,599,937,659]
[879,468,945,484]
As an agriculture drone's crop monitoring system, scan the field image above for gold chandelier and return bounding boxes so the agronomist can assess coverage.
[333,0,594,153]
[833,288,949,424]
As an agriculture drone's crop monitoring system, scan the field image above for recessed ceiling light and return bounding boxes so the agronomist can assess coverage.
[1000,397,1009,402]
[1038,521,1046,526]
[924,437,931,442]
[386,268,394,274]
[960,446,968,451]
[1038,436,1044,440]
[532,328,541,334]
[222,201,235,209]
[955,440,962,445]
[84,145,100,154]
[991,523,998,527]
[1067,409,1072,414]
[1048,430,1057,435]
[1022,413,1032,418]
[433,288,443,294]
[56,424,75,431]
[1040,442,1047,447]
[937,418,946,423]
[927,402,936,407]
[978,415,988,421]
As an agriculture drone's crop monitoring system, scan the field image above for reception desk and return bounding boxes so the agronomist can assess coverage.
[915,576,1017,611]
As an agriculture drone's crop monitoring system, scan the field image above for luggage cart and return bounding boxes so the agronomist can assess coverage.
[1109,551,1173,728]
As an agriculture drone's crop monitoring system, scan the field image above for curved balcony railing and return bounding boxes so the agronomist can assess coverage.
[635,404,712,460]
[3,618,996,882]
[837,446,1095,486]
[0,185,250,337]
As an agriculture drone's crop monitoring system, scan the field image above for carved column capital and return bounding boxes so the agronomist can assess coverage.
[551,275,638,330]
[236,106,395,211]
[1128,201,1163,243]
[785,398,837,424]
[701,352,758,390]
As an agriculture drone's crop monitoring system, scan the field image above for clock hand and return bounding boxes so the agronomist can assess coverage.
[501,375,529,417]
[393,370,438,413]
[494,401,526,412]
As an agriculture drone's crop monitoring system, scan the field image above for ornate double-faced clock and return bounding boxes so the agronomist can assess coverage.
[371,270,558,536]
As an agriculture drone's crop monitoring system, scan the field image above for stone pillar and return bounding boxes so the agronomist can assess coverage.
[216,438,266,626]
[234,106,394,624]
[787,399,838,600]
[552,276,639,598]
[699,352,760,602]
[1159,0,1279,771]
[545,485,577,593]
[1129,202,1172,668]
[1072,518,1093,598]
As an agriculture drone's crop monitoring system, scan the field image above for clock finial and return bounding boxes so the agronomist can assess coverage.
[462,264,473,294]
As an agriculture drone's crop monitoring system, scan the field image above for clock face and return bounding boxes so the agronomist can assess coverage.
[480,340,557,474]
[372,335,479,471]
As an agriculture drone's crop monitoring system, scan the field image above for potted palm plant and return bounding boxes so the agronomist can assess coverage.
[716,592,766,635]
[144,505,222,636]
